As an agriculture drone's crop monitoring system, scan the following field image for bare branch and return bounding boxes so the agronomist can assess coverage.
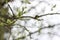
[21,13,60,19]
[8,4,15,17]
[38,13,60,17]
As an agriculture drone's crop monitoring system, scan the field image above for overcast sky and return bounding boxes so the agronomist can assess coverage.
[8,0,60,40]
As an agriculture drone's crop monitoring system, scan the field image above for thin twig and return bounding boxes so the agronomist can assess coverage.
[8,4,15,16]
[21,13,60,19]
[38,13,60,17]
[14,24,29,32]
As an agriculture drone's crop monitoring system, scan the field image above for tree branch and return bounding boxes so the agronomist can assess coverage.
[21,13,60,19]
[8,4,15,17]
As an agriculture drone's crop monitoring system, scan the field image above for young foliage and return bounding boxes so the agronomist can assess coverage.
[22,0,31,4]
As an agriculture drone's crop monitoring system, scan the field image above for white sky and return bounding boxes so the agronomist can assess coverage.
[8,0,60,40]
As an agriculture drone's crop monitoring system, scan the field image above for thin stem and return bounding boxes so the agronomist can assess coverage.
[8,4,15,16]
[21,13,60,19]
